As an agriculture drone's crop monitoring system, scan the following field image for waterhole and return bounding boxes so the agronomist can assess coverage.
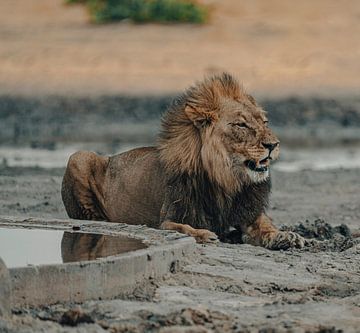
[0,227,147,268]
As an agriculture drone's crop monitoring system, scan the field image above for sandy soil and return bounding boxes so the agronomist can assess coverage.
[1,166,359,332]
[1,0,360,97]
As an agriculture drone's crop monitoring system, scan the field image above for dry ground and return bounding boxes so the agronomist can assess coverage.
[1,0,360,97]
[1,166,360,332]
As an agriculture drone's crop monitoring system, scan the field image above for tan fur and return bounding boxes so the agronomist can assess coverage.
[62,73,305,248]
[62,151,109,221]
[158,73,279,194]
[160,221,218,244]
[243,214,278,247]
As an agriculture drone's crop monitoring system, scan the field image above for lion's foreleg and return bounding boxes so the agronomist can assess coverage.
[242,213,305,250]
[160,190,218,244]
[160,221,218,244]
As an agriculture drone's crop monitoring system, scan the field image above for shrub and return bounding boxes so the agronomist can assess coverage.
[66,0,209,24]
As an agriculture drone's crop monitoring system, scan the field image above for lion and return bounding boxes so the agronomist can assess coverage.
[61,73,305,249]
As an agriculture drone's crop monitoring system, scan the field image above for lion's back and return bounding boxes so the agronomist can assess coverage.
[103,147,166,227]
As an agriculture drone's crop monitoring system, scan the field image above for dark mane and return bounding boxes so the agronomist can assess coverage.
[157,72,271,233]
[166,170,271,235]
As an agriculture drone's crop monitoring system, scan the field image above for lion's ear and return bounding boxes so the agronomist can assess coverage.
[184,105,218,129]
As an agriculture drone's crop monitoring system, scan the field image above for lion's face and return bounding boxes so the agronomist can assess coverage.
[160,73,279,192]
[199,97,279,184]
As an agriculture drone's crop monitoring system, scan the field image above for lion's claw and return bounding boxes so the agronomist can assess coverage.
[193,229,219,244]
[267,231,305,250]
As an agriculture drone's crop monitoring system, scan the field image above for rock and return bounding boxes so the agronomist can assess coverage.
[0,258,12,317]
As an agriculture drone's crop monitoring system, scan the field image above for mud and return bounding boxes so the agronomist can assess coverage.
[59,308,95,327]
[222,219,358,253]
[281,219,352,240]
[280,219,357,252]
[0,166,359,332]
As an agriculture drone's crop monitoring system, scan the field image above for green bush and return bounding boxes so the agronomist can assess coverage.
[66,0,209,24]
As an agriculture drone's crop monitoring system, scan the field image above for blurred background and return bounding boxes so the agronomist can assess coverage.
[0,0,359,221]
[1,0,360,96]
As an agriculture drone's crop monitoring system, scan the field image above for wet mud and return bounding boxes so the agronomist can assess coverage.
[280,219,357,252]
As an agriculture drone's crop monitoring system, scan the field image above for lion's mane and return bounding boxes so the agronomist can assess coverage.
[157,73,270,235]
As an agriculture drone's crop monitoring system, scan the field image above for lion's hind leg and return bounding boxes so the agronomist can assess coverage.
[242,214,306,250]
[160,221,219,244]
[61,151,109,221]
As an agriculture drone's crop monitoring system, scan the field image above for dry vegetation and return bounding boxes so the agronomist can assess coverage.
[66,0,208,24]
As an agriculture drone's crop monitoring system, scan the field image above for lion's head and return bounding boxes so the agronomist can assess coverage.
[159,72,279,194]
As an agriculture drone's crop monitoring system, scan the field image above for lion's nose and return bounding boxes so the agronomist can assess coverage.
[261,142,279,152]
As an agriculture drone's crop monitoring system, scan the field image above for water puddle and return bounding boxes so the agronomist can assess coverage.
[0,143,143,169]
[274,147,360,172]
[61,231,147,263]
[1,145,360,172]
[0,228,147,268]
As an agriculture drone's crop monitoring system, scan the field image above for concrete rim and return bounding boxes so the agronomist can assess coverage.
[0,216,195,307]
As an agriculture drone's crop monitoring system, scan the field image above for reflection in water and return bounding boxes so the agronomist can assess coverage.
[61,232,147,263]
[0,227,147,268]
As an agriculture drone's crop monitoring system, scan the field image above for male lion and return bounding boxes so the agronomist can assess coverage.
[62,73,305,249]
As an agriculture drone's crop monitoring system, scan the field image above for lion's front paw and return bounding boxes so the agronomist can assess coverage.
[193,229,219,244]
[266,231,305,250]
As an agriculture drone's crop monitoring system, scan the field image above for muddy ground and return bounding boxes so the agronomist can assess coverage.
[1,166,360,233]
[0,93,359,332]
[0,165,359,332]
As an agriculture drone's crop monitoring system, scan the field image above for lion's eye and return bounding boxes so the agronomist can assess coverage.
[264,120,269,125]
[234,122,249,129]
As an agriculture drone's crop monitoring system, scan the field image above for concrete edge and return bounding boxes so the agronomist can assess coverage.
[0,216,196,308]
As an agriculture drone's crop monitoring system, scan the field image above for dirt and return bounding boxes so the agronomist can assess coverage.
[280,219,357,252]
[0,167,66,219]
[0,165,359,332]
[2,165,360,232]
[0,95,359,333]
[223,219,357,253]
[281,219,352,240]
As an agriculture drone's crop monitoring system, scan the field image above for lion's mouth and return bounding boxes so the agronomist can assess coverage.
[245,157,271,173]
